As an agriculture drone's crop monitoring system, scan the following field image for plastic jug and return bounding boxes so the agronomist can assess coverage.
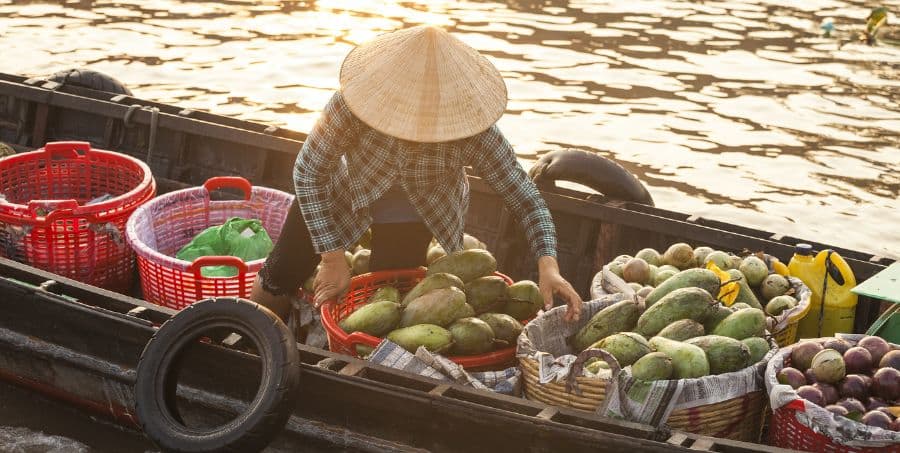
[790,244,858,338]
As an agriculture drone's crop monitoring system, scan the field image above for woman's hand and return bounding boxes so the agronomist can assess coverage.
[537,256,582,322]
[312,250,351,308]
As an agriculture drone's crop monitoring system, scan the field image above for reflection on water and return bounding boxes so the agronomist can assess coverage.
[0,0,898,258]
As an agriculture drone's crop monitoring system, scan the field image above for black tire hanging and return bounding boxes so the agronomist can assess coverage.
[528,149,654,206]
[134,298,299,453]
[47,68,133,95]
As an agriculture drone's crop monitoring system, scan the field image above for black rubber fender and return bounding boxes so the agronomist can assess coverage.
[528,149,654,205]
[47,68,133,95]
[134,298,299,453]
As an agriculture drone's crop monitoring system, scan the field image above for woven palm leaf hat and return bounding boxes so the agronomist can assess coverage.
[339,25,508,143]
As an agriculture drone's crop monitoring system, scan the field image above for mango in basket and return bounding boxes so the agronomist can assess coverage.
[448,317,496,355]
[588,332,651,367]
[402,272,464,307]
[742,337,771,364]
[644,268,719,307]
[712,308,766,340]
[465,276,509,314]
[632,352,673,381]
[726,269,763,310]
[387,324,453,354]
[636,287,714,337]
[401,287,468,328]
[685,335,752,374]
[427,249,496,283]
[339,300,401,337]
[571,299,641,352]
[503,280,543,320]
[649,336,709,379]
[656,319,705,341]
[477,313,522,345]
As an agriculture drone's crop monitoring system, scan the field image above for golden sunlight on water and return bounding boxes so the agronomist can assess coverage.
[0,0,898,259]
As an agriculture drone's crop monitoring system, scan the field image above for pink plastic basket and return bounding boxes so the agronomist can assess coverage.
[0,141,155,291]
[125,176,294,310]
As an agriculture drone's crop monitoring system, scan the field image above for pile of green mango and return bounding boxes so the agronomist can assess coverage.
[338,243,543,358]
[577,246,780,380]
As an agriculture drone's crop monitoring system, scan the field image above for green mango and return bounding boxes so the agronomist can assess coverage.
[703,303,733,333]
[632,352,674,381]
[448,317,496,355]
[387,324,453,353]
[465,276,509,314]
[644,268,720,307]
[571,300,641,352]
[656,319,705,341]
[339,300,401,337]
[649,336,710,379]
[712,308,766,340]
[685,335,752,374]
[351,249,371,275]
[400,287,469,327]
[636,287,714,337]
[503,280,543,320]
[402,273,465,307]
[477,313,523,345]
[588,332,651,366]
[726,269,763,310]
[741,337,771,364]
[765,295,797,317]
[427,249,497,283]
[371,286,400,304]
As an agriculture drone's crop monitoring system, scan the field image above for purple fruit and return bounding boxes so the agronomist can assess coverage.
[873,367,900,401]
[804,368,818,384]
[862,410,893,429]
[792,342,824,371]
[826,404,849,417]
[859,336,891,365]
[814,383,840,405]
[843,347,873,374]
[824,338,852,355]
[777,367,806,389]
[880,350,900,370]
[891,419,900,432]
[875,407,896,420]
[797,385,825,407]
[839,374,870,401]
[837,397,866,415]
[860,374,873,388]
[867,397,888,411]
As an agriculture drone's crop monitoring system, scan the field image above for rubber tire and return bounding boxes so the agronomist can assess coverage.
[134,298,299,453]
[47,68,133,95]
[528,149,654,206]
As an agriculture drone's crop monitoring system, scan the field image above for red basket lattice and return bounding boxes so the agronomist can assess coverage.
[0,141,155,291]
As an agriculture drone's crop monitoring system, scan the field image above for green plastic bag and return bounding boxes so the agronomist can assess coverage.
[176,217,274,277]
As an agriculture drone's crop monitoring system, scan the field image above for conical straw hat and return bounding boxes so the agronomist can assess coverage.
[339,26,508,143]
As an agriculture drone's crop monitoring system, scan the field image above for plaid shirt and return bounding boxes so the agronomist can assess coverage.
[293,92,557,259]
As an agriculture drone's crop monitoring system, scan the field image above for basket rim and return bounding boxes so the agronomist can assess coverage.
[0,146,155,219]
[320,268,520,366]
[125,183,294,272]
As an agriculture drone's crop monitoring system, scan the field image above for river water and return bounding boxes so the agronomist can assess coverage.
[0,0,898,450]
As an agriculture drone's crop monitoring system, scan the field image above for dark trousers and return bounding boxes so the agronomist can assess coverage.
[258,201,433,297]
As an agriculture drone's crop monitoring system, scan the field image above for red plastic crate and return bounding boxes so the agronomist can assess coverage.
[0,141,155,291]
[125,176,294,310]
[771,400,900,453]
[320,268,522,370]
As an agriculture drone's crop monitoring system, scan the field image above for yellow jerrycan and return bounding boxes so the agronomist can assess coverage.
[790,244,858,338]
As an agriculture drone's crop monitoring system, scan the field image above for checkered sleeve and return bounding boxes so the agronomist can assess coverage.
[470,126,557,259]
[293,92,358,253]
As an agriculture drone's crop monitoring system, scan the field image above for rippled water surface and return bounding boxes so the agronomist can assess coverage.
[1,0,898,261]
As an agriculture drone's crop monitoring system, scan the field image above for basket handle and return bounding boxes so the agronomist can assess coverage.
[26,200,82,220]
[346,331,382,348]
[43,141,91,159]
[189,256,249,279]
[203,177,252,201]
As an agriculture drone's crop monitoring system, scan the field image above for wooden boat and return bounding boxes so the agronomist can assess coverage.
[0,72,891,451]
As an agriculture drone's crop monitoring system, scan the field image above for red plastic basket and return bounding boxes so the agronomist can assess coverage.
[771,400,900,453]
[0,141,155,291]
[320,268,522,371]
[125,176,294,310]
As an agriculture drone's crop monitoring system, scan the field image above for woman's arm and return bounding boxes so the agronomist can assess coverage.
[293,93,360,306]
[470,126,582,321]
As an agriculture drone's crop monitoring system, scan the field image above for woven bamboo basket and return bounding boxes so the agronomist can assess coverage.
[772,296,812,347]
[521,356,767,441]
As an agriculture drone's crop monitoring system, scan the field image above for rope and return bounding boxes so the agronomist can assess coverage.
[818,250,834,337]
